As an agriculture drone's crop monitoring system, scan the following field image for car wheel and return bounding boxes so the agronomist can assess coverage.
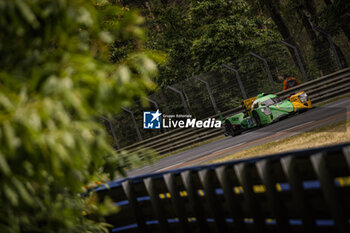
[231,125,242,137]
[298,108,308,114]
[252,111,262,128]
[224,120,236,137]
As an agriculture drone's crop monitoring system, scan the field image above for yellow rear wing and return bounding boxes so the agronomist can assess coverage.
[242,96,257,111]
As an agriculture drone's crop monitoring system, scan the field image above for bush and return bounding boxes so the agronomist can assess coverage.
[0,0,161,232]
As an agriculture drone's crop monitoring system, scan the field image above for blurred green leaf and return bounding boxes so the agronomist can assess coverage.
[0,0,160,232]
[0,152,11,176]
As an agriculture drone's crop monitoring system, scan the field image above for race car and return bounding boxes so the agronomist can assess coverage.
[220,91,312,136]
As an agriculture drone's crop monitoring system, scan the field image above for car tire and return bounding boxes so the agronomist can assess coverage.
[224,120,236,137]
[232,125,242,137]
[298,108,308,114]
[252,111,262,128]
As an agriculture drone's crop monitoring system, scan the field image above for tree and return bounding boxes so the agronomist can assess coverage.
[111,1,193,87]
[144,0,194,86]
[320,0,350,42]
[189,0,279,73]
[256,0,308,77]
[294,0,347,74]
[318,0,350,69]
[0,0,160,232]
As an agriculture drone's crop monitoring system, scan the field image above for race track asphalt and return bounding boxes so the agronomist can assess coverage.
[127,97,350,177]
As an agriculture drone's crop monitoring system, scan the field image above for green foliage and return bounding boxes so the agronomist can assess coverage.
[189,0,279,73]
[318,0,350,33]
[0,0,161,232]
[123,0,279,85]
[143,1,194,86]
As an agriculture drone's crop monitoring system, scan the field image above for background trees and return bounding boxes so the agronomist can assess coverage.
[118,0,350,81]
[117,0,278,86]
[112,0,350,147]
[189,0,279,73]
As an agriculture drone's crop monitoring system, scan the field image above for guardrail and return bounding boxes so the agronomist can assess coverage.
[121,68,350,155]
[96,142,350,233]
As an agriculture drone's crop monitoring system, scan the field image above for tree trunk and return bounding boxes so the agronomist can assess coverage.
[324,0,350,43]
[144,1,161,32]
[297,1,335,75]
[338,0,350,42]
[334,43,348,68]
[301,0,348,72]
[258,0,308,79]
[341,23,350,42]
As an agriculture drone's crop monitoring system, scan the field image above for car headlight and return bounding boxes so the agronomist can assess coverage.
[260,107,271,115]
[299,93,308,103]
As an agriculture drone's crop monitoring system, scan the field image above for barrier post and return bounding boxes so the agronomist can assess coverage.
[281,40,308,81]
[167,86,191,115]
[121,107,143,141]
[249,52,277,93]
[144,96,159,109]
[222,64,248,99]
[194,76,219,113]
[314,27,343,69]
[101,116,120,149]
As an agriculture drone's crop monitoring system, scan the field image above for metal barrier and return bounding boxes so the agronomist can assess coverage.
[96,142,350,233]
[121,68,350,155]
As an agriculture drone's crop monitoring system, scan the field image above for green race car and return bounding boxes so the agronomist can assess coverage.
[220,92,312,136]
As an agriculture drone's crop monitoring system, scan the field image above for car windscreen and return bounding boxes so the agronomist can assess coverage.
[261,97,281,106]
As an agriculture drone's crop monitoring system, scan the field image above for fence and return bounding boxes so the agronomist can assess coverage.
[95,142,350,233]
[119,67,350,155]
[107,25,350,149]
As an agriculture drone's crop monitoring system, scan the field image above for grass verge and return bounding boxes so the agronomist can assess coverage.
[210,119,350,164]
